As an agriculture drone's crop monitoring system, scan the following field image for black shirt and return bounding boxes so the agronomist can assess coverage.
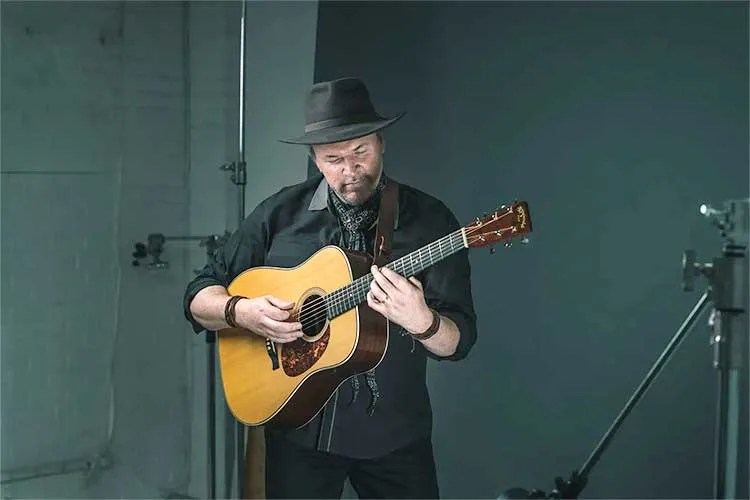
[183,174,477,459]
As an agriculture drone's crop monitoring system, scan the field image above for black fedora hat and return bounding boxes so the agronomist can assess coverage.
[280,77,405,145]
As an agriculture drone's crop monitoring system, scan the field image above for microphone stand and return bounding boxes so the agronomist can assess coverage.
[501,199,748,499]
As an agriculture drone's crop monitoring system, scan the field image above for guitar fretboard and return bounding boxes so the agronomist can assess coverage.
[324,229,466,319]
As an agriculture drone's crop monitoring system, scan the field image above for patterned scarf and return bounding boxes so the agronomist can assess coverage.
[327,174,387,415]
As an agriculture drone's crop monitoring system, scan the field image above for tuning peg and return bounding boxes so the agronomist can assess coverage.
[505,241,512,248]
[521,237,530,244]
[489,246,495,254]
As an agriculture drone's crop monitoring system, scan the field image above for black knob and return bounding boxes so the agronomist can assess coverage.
[682,249,696,291]
[132,242,147,259]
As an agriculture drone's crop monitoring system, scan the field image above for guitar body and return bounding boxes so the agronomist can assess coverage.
[217,245,388,429]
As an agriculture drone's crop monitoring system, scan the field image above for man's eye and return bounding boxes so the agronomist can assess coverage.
[329,158,342,164]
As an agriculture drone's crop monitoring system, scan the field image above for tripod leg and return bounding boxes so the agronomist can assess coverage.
[578,292,711,479]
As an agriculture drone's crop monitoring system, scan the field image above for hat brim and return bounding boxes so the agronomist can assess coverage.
[279,112,405,145]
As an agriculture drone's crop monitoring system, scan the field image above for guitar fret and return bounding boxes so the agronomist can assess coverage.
[324,230,466,320]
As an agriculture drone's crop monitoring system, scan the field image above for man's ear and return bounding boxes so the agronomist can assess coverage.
[308,147,321,171]
[311,159,322,174]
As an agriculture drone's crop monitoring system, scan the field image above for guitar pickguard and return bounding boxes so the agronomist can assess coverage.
[281,327,331,377]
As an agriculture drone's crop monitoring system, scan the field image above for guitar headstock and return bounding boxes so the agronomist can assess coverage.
[463,201,532,249]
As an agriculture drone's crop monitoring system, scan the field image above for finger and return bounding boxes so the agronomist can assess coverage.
[379,266,408,286]
[371,266,397,295]
[367,291,386,313]
[265,295,295,310]
[262,317,303,333]
[369,280,389,302]
[408,277,423,290]
[267,326,304,340]
[268,330,303,343]
[263,306,291,322]
[267,334,299,344]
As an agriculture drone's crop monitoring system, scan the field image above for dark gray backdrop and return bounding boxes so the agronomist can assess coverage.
[310,1,749,498]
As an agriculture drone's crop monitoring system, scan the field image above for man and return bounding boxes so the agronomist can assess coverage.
[184,77,477,499]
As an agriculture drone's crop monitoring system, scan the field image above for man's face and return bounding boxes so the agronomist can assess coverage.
[312,133,385,206]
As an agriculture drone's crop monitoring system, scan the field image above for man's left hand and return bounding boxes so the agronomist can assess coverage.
[367,265,433,334]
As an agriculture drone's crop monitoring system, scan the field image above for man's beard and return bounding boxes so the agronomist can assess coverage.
[336,169,383,206]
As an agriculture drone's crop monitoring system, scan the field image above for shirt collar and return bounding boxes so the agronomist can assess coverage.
[308,176,399,229]
[308,176,329,211]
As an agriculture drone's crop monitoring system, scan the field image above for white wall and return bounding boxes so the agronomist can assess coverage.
[186,1,318,498]
[242,1,319,204]
[3,0,192,497]
[108,1,191,496]
[1,1,126,496]
[186,1,242,497]
[1,1,317,498]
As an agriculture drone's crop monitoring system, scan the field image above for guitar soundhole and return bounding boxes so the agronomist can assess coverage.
[300,293,327,340]
[280,291,331,377]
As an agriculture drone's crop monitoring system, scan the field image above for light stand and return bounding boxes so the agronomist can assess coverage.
[133,2,251,495]
[218,0,250,497]
[690,200,748,499]
[500,198,748,499]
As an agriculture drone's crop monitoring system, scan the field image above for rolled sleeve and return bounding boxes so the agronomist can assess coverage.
[183,203,269,334]
[421,209,478,361]
[183,276,227,334]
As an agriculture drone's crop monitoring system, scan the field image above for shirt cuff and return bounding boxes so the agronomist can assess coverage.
[183,277,225,334]
[423,308,477,362]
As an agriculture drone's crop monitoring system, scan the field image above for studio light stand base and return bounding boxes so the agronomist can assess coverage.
[499,199,748,499]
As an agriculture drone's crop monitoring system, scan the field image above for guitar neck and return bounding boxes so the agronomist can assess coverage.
[325,229,467,319]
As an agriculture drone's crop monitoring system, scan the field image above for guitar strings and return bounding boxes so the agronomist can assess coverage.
[298,235,463,329]
[290,221,507,330]
[292,230,464,328]
[292,222,509,329]
[292,222,510,329]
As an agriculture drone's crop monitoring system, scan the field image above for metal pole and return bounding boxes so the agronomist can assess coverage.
[237,0,248,220]
[231,1,249,498]
[709,244,747,499]
[207,332,217,500]
[579,292,711,479]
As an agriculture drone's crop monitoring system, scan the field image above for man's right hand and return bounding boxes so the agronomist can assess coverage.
[233,295,304,343]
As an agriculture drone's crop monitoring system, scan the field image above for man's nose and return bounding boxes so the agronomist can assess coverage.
[341,156,359,172]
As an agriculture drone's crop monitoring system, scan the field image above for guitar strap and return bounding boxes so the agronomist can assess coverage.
[373,178,399,267]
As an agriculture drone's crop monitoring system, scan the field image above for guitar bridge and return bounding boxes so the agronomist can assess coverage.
[265,339,280,370]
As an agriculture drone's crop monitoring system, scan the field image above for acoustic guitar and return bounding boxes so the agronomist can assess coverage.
[218,201,532,429]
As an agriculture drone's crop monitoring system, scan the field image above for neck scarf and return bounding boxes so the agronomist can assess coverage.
[327,174,387,415]
[327,174,386,252]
